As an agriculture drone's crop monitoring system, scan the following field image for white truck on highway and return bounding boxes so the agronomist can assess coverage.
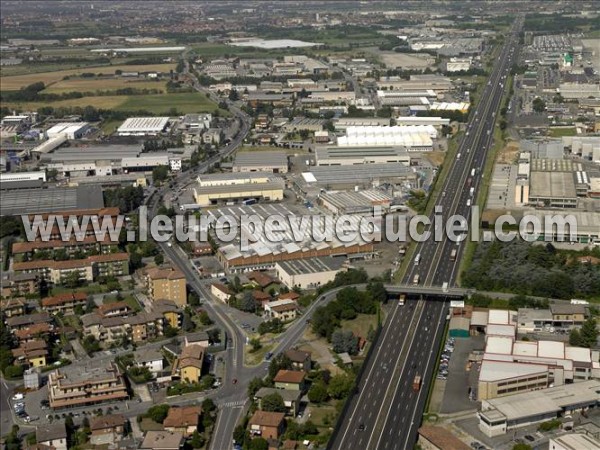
[442,282,449,293]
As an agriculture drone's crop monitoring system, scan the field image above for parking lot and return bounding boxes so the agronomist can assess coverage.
[440,335,485,414]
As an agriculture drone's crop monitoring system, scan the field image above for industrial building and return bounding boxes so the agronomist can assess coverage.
[41,145,180,177]
[275,257,348,290]
[0,185,104,216]
[281,118,326,133]
[193,172,284,206]
[45,122,91,140]
[336,126,437,150]
[333,117,391,131]
[315,146,412,166]
[549,434,600,450]
[319,190,393,215]
[478,380,600,437]
[116,117,170,136]
[232,151,288,173]
[376,75,453,93]
[297,163,417,193]
[204,204,376,272]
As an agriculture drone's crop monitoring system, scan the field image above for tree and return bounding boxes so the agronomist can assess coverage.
[512,445,533,450]
[147,404,170,423]
[228,90,240,101]
[308,381,329,403]
[261,392,286,412]
[152,165,169,183]
[532,97,546,113]
[249,438,269,450]
[331,329,358,355]
[199,311,213,326]
[4,365,24,379]
[154,253,164,265]
[579,318,599,348]
[328,373,355,399]
[248,377,264,396]
[268,354,293,381]
[237,291,256,313]
[249,338,262,352]
[189,430,205,448]
[367,280,387,303]
[202,398,216,414]
[233,424,250,446]
[569,328,582,347]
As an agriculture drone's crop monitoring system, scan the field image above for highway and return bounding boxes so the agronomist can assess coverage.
[330,17,523,450]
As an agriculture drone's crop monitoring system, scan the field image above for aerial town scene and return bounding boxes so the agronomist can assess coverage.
[0,1,599,449]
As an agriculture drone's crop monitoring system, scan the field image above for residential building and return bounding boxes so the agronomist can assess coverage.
[478,380,600,437]
[1,273,38,297]
[11,236,118,260]
[247,271,280,292]
[12,340,48,368]
[203,128,222,145]
[163,406,201,437]
[133,347,165,373]
[14,323,52,343]
[265,299,298,321]
[98,301,132,318]
[173,344,205,383]
[13,253,129,285]
[211,283,232,303]
[273,370,306,392]
[23,367,41,390]
[184,331,210,348]
[0,297,27,317]
[139,431,184,450]
[42,292,88,315]
[153,300,182,329]
[275,257,347,290]
[6,312,50,331]
[129,311,166,343]
[36,423,67,450]
[47,362,129,409]
[284,349,311,372]
[248,410,286,440]
[89,414,127,446]
[549,304,588,328]
[255,387,301,416]
[146,267,187,307]
[418,426,471,450]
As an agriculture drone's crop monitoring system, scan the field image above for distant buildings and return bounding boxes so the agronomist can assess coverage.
[193,172,285,207]
[233,151,288,174]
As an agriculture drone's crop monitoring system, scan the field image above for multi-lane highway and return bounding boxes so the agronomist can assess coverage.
[330,17,523,450]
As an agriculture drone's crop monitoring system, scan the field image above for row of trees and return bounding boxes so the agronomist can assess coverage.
[463,241,600,299]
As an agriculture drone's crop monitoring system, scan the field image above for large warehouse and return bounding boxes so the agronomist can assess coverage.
[204,204,376,272]
[232,151,288,173]
[117,117,170,136]
[335,125,437,150]
[193,172,284,206]
[275,257,348,290]
[315,146,412,166]
[297,163,417,193]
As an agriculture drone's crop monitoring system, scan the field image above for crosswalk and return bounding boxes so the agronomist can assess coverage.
[221,400,246,408]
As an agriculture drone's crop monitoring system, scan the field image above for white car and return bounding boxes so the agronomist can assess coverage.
[12,393,24,401]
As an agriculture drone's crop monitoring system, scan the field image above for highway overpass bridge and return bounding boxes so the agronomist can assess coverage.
[384,284,472,299]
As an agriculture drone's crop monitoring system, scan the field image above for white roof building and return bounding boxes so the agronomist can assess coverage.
[336,125,437,148]
[117,117,170,136]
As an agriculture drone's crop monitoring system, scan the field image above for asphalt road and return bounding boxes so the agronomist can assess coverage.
[330,18,523,450]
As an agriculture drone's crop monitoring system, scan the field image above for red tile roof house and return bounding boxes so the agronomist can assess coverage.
[89,414,127,446]
[163,406,202,437]
[273,369,306,392]
[248,410,286,440]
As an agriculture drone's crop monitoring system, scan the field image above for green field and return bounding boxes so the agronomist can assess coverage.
[4,92,228,116]
[549,127,577,137]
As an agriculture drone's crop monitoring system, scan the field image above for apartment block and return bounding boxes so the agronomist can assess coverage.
[145,267,187,307]
[42,292,88,315]
[48,362,129,409]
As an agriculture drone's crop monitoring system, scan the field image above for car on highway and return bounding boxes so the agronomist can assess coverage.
[358,423,365,431]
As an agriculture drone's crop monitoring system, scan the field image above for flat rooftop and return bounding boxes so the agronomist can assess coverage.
[481,380,600,421]
[276,256,347,275]
[302,163,414,186]
[233,151,287,168]
[42,145,142,163]
[530,171,577,199]
[0,185,104,216]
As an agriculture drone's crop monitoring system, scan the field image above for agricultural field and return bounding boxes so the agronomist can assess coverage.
[43,78,167,94]
[3,92,225,116]
[0,63,175,90]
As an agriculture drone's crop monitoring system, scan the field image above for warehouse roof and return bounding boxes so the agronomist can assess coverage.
[479,359,547,382]
[530,171,577,199]
[117,117,169,134]
[276,257,346,275]
[0,185,104,216]
[233,151,287,168]
[301,163,414,187]
[480,380,600,421]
